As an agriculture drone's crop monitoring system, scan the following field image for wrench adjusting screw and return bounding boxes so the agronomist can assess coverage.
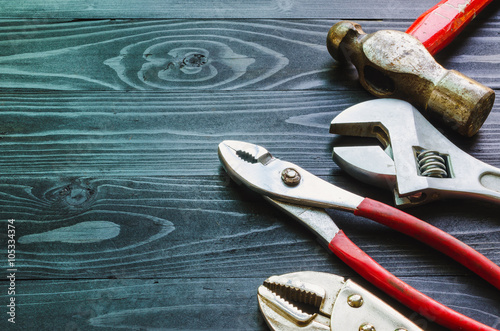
[281,168,301,186]
[347,293,364,308]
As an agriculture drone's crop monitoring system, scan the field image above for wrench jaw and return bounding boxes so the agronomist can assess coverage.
[332,145,443,207]
[330,98,500,207]
[332,145,397,190]
[329,99,416,152]
[329,100,431,207]
[329,99,455,207]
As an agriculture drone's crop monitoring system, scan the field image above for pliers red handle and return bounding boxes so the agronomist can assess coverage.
[334,198,499,331]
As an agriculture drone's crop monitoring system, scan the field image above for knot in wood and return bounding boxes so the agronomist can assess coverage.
[58,181,96,207]
[182,53,207,68]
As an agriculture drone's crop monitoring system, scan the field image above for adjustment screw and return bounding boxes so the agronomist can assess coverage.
[359,323,376,331]
[281,168,301,186]
[347,294,364,308]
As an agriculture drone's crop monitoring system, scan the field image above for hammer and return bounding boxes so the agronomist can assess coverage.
[327,0,495,137]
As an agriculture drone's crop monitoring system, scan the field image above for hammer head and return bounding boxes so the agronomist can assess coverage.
[326,21,495,137]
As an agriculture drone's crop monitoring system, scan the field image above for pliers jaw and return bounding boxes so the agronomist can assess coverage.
[258,272,333,331]
[218,140,364,211]
[218,140,274,187]
[258,271,423,331]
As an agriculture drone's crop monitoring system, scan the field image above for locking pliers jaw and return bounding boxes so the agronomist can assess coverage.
[258,271,423,331]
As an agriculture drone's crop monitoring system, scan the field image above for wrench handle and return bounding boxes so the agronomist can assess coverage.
[479,171,500,202]
[406,0,494,55]
[354,198,500,290]
[329,231,498,331]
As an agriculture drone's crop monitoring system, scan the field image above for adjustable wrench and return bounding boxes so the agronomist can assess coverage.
[330,98,500,207]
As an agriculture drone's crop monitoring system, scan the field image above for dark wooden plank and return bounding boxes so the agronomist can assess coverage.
[1,3,499,329]
[0,91,499,177]
[0,91,497,329]
[0,0,451,19]
[1,173,499,328]
[0,19,498,91]
[0,175,498,279]
[2,276,498,330]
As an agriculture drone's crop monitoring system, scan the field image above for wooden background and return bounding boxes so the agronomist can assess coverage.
[0,1,499,330]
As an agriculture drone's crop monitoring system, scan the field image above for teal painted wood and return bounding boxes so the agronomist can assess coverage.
[0,0,446,19]
[0,174,499,280]
[0,19,498,91]
[0,91,499,177]
[0,1,500,329]
[0,172,499,330]
[1,277,497,330]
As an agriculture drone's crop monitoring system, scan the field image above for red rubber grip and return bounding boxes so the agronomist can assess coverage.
[329,230,498,331]
[355,198,500,291]
[406,0,493,55]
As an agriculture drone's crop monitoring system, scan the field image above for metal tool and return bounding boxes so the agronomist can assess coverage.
[326,0,495,137]
[218,140,500,331]
[258,271,423,331]
[330,98,500,208]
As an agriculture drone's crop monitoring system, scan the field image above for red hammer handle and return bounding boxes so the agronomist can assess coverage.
[406,0,494,55]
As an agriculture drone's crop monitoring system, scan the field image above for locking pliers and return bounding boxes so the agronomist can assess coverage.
[258,271,422,331]
[330,98,500,207]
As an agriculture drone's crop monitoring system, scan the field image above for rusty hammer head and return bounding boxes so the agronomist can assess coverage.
[327,21,495,137]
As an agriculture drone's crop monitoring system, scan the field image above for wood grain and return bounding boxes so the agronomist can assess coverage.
[1,173,499,279]
[1,89,499,328]
[0,91,499,177]
[1,174,499,328]
[5,276,499,330]
[0,0,449,19]
[1,1,499,329]
[0,19,498,91]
